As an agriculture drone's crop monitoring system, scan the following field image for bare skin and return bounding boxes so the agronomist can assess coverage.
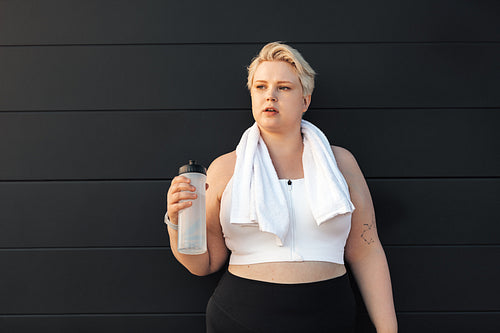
[166,60,397,332]
[228,257,346,284]
[167,148,348,284]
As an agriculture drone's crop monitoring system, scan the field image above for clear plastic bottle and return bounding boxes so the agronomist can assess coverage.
[177,160,207,255]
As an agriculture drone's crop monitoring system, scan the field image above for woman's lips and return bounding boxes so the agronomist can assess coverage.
[263,107,278,113]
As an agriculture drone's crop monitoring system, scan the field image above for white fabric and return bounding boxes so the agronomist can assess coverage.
[221,178,351,265]
[230,119,355,245]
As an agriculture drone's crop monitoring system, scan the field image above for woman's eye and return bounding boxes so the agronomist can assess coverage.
[279,86,290,91]
[256,85,266,89]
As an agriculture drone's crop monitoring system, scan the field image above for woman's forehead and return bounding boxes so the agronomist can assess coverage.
[253,61,299,82]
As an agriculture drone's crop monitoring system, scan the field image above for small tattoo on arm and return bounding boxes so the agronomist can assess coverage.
[361,221,376,245]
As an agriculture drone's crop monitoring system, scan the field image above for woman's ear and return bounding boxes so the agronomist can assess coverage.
[303,95,312,113]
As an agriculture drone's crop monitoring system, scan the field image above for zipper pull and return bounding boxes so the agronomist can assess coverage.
[287,179,292,190]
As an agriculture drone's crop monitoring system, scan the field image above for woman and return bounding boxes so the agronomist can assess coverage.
[166,42,397,332]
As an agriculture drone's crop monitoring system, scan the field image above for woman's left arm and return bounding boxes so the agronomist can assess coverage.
[334,146,398,333]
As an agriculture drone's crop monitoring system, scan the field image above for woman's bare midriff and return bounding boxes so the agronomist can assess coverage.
[228,261,346,284]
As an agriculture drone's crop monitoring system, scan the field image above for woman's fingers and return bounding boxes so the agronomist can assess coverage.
[167,176,198,221]
[169,191,197,205]
[169,201,193,213]
[169,176,195,193]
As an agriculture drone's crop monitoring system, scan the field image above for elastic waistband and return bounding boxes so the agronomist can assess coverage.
[210,269,355,327]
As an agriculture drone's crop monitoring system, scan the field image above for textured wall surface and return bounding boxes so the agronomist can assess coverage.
[1,1,499,332]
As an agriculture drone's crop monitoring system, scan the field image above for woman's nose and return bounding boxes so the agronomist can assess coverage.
[266,91,277,102]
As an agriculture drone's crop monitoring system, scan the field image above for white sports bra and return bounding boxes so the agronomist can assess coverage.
[220,177,352,265]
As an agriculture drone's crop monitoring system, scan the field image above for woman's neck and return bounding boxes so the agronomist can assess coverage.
[259,127,304,179]
[260,128,303,158]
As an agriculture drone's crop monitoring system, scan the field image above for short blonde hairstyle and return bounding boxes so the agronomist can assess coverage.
[247,42,316,97]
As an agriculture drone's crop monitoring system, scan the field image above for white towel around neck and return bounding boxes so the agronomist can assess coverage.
[230,119,355,245]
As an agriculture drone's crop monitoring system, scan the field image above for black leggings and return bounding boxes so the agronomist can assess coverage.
[206,271,356,333]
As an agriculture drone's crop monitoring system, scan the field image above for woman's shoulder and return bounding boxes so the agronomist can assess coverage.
[208,150,236,176]
[330,145,364,185]
[331,145,357,168]
[330,145,374,209]
[207,151,236,197]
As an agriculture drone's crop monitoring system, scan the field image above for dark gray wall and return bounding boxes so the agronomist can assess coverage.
[1,1,499,332]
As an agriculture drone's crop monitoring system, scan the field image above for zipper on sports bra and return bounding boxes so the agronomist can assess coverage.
[287,179,295,260]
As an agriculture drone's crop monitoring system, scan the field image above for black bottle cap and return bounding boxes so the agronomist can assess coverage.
[179,160,206,175]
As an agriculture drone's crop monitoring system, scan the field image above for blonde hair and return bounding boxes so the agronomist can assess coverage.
[247,42,316,97]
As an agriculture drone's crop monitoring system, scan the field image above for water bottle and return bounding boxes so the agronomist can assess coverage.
[177,160,207,255]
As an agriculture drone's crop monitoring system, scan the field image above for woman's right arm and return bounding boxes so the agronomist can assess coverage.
[166,155,231,276]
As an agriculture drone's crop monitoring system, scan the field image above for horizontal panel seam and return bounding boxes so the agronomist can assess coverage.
[396,310,500,315]
[0,106,499,113]
[0,247,171,251]
[0,179,173,183]
[1,311,499,317]
[0,313,206,317]
[0,108,250,113]
[1,41,500,48]
[0,177,499,183]
[367,177,500,180]
[0,245,499,251]
[385,244,500,248]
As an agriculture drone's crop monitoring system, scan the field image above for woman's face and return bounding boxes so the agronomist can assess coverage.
[250,61,311,135]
